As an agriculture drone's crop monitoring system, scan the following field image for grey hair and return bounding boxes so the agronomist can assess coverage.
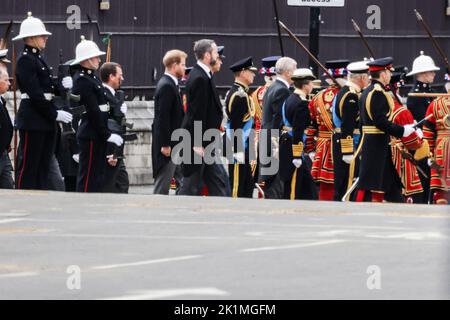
[348,73,368,81]
[193,39,216,61]
[275,57,297,75]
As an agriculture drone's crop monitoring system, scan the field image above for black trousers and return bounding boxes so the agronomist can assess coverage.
[179,163,231,197]
[0,151,14,189]
[228,163,254,198]
[15,129,55,190]
[103,158,130,193]
[283,162,318,200]
[76,139,107,193]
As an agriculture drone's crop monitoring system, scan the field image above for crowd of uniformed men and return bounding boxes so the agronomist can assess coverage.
[0,13,449,204]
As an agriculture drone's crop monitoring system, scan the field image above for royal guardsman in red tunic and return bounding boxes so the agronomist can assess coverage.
[387,67,429,203]
[355,57,419,202]
[305,60,349,200]
[332,60,370,201]
[225,57,257,198]
[279,69,318,200]
[423,71,450,204]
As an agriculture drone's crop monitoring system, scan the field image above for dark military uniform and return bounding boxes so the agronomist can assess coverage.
[225,80,255,198]
[332,84,361,201]
[357,80,405,201]
[279,91,318,200]
[73,67,111,193]
[15,45,58,190]
[407,81,435,203]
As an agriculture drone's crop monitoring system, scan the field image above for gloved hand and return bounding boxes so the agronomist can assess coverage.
[120,103,127,114]
[403,124,416,137]
[72,154,79,163]
[427,158,433,167]
[292,159,302,168]
[233,152,245,164]
[416,128,424,139]
[107,133,124,146]
[308,152,316,162]
[62,76,73,90]
[56,110,73,124]
[342,155,354,164]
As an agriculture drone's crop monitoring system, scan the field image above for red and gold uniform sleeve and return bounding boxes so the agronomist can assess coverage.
[423,101,437,155]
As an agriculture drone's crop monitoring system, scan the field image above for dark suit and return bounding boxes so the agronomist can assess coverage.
[0,97,14,189]
[103,87,130,194]
[152,74,184,194]
[259,79,290,199]
[179,63,230,196]
[15,45,58,190]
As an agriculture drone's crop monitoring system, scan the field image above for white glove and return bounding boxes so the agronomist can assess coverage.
[342,155,354,164]
[233,152,245,164]
[107,133,124,146]
[308,152,316,162]
[56,110,73,124]
[120,103,127,114]
[427,158,433,167]
[292,159,302,168]
[403,124,415,137]
[72,154,79,163]
[416,128,424,139]
[62,76,73,90]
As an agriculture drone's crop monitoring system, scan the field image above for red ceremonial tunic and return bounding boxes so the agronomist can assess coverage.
[423,97,450,192]
[305,86,339,184]
[391,100,424,196]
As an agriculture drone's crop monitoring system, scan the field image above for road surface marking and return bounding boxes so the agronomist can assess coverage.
[0,272,39,279]
[100,287,229,300]
[92,255,202,270]
[0,218,26,224]
[366,232,447,240]
[240,239,347,252]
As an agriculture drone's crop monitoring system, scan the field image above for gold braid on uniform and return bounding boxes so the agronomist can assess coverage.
[340,136,354,155]
[292,142,304,158]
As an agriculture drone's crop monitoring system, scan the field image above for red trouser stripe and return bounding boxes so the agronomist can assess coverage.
[84,141,94,193]
[17,132,29,190]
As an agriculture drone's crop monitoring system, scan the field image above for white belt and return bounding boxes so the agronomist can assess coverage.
[21,93,54,101]
[99,104,110,112]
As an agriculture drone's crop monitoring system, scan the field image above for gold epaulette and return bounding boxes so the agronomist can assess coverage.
[340,136,354,155]
[292,142,304,158]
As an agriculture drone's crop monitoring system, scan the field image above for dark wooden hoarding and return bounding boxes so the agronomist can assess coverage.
[1,0,449,98]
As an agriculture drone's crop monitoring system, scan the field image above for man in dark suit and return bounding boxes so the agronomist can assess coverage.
[178,39,230,196]
[152,50,187,195]
[259,57,297,199]
[100,62,130,193]
[0,63,14,189]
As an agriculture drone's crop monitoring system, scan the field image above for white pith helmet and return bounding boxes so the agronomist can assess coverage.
[407,51,440,76]
[70,35,106,66]
[12,12,52,41]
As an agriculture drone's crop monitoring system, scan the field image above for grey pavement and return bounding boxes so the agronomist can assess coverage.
[0,189,449,300]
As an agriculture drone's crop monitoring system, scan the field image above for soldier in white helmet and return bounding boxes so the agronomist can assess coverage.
[406,51,441,203]
[13,12,73,190]
[71,36,123,193]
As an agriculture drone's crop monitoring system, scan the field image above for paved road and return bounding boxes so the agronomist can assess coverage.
[0,189,449,300]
